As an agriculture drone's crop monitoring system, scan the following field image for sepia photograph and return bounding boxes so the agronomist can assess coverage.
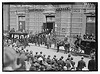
[2,2,98,72]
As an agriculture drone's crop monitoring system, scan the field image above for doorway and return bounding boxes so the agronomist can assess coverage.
[43,22,54,34]
[47,22,54,33]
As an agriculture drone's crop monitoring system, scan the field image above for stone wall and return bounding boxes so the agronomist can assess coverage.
[3,4,95,38]
[3,5,10,31]
[29,10,45,34]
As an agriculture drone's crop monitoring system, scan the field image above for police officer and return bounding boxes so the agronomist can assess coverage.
[64,37,70,54]
[43,34,47,46]
[38,35,41,46]
[74,36,82,52]
[34,34,38,46]
[57,40,61,52]
[46,34,51,49]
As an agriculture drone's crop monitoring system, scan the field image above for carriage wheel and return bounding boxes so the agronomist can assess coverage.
[71,46,80,53]
[71,47,76,52]
[70,47,74,52]
[79,47,82,53]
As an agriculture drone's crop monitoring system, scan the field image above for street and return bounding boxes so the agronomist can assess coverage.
[25,43,90,70]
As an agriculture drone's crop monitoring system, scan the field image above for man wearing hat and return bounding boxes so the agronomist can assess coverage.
[58,56,65,70]
[65,58,72,70]
[67,54,72,61]
[64,36,70,54]
[88,56,96,71]
[46,55,52,64]
[46,34,51,49]
[51,55,58,65]
[42,54,46,61]
[52,55,57,62]
[38,52,43,58]
[34,52,39,58]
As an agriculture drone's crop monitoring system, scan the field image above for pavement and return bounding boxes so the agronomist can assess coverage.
[25,43,90,70]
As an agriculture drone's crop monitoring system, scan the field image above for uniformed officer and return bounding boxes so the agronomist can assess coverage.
[38,35,41,46]
[34,34,38,46]
[64,37,70,54]
[57,40,64,52]
[57,40,60,52]
[46,34,51,49]
[43,34,47,46]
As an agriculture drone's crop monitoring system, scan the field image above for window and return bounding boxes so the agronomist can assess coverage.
[86,16,95,35]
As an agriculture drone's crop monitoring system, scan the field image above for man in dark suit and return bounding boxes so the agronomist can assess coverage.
[38,35,41,46]
[57,40,64,52]
[67,54,71,61]
[46,55,51,64]
[52,55,58,65]
[88,56,96,71]
[38,52,43,58]
[46,34,51,49]
[34,34,38,46]
[77,56,86,70]
[34,52,38,58]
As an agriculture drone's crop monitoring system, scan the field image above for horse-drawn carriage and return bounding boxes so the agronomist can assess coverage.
[56,36,96,56]
[81,39,96,55]
[71,38,96,56]
[4,31,29,48]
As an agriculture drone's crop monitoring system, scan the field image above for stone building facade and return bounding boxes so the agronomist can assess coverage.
[3,3,96,39]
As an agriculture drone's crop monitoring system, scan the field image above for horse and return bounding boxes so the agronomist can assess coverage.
[56,40,70,53]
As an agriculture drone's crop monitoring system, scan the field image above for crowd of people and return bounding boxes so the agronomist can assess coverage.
[5,28,96,54]
[3,28,96,71]
[3,40,96,71]
[83,33,95,40]
[28,32,57,49]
